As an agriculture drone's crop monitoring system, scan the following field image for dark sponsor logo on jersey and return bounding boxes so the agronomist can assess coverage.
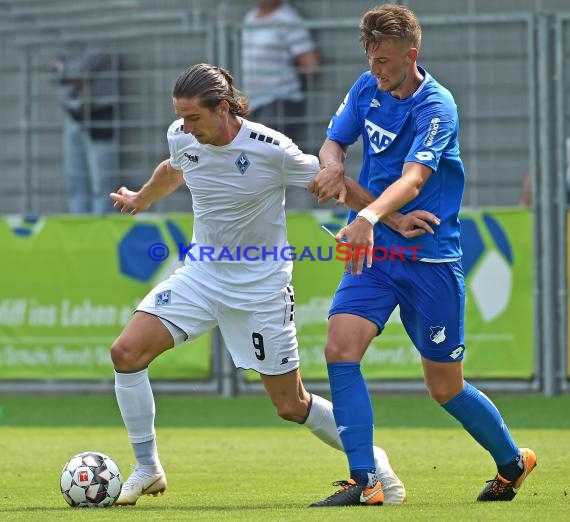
[249,131,280,146]
[184,152,199,163]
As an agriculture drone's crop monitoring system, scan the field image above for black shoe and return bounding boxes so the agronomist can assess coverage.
[309,479,384,507]
[477,474,517,501]
[477,448,537,502]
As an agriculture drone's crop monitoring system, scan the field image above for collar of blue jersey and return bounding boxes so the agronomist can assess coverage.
[412,65,430,98]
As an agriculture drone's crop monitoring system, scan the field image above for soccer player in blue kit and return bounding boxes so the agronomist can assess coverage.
[308,4,536,507]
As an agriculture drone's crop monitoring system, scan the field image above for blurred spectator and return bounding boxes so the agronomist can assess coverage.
[242,0,321,209]
[241,0,321,141]
[50,49,119,214]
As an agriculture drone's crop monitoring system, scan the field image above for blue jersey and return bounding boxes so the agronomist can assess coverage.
[327,66,465,260]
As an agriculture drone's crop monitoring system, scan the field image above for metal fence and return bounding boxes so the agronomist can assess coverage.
[0,3,569,394]
[554,13,570,393]
[0,7,542,212]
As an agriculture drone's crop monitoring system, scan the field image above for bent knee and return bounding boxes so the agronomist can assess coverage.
[324,339,355,362]
[111,337,144,371]
[426,384,459,405]
[274,400,307,423]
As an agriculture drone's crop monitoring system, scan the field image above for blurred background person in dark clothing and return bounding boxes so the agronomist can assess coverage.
[50,49,119,214]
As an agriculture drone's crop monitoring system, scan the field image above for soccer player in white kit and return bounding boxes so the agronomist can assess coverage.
[109,63,406,506]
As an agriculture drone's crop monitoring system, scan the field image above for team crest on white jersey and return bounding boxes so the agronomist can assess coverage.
[429,325,446,344]
[235,152,250,175]
[365,119,397,153]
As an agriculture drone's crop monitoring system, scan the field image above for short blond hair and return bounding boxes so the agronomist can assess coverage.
[359,4,421,53]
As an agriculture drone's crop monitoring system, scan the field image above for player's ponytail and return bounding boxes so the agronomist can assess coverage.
[173,63,250,117]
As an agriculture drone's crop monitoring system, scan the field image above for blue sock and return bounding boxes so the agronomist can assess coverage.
[327,362,376,487]
[442,381,521,480]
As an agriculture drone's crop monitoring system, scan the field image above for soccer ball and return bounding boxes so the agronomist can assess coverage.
[60,451,122,508]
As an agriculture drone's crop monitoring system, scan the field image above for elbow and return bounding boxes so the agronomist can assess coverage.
[409,173,428,200]
[410,185,422,200]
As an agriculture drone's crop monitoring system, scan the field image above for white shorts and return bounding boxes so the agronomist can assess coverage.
[136,266,299,375]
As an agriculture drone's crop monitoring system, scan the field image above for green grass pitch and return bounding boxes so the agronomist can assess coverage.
[0,395,569,521]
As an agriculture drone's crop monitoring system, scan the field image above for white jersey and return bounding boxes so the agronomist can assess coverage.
[168,117,319,293]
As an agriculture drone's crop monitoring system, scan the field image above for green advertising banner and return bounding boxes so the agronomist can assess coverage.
[285,209,534,380]
[1,209,533,381]
[0,215,211,380]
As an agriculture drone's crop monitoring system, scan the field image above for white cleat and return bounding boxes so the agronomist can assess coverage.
[374,446,407,504]
[114,465,167,506]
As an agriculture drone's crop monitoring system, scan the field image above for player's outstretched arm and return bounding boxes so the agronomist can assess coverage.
[343,176,439,238]
[308,139,347,204]
[366,162,433,223]
[342,176,374,210]
[110,160,184,215]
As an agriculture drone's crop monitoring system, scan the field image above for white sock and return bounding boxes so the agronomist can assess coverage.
[303,394,394,478]
[303,394,343,451]
[373,446,395,478]
[115,368,161,469]
[132,439,160,468]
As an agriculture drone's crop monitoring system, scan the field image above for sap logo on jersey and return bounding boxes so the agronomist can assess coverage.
[365,119,397,153]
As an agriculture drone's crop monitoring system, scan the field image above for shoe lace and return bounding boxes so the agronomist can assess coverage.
[331,480,354,494]
[487,476,512,496]
[121,465,139,491]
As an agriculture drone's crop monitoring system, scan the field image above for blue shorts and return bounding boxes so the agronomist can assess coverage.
[329,259,465,362]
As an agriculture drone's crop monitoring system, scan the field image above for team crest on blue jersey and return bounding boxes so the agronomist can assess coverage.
[235,152,250,175]
[155,289,171,307]
[364,119,397,153]
[429,325,446,344]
